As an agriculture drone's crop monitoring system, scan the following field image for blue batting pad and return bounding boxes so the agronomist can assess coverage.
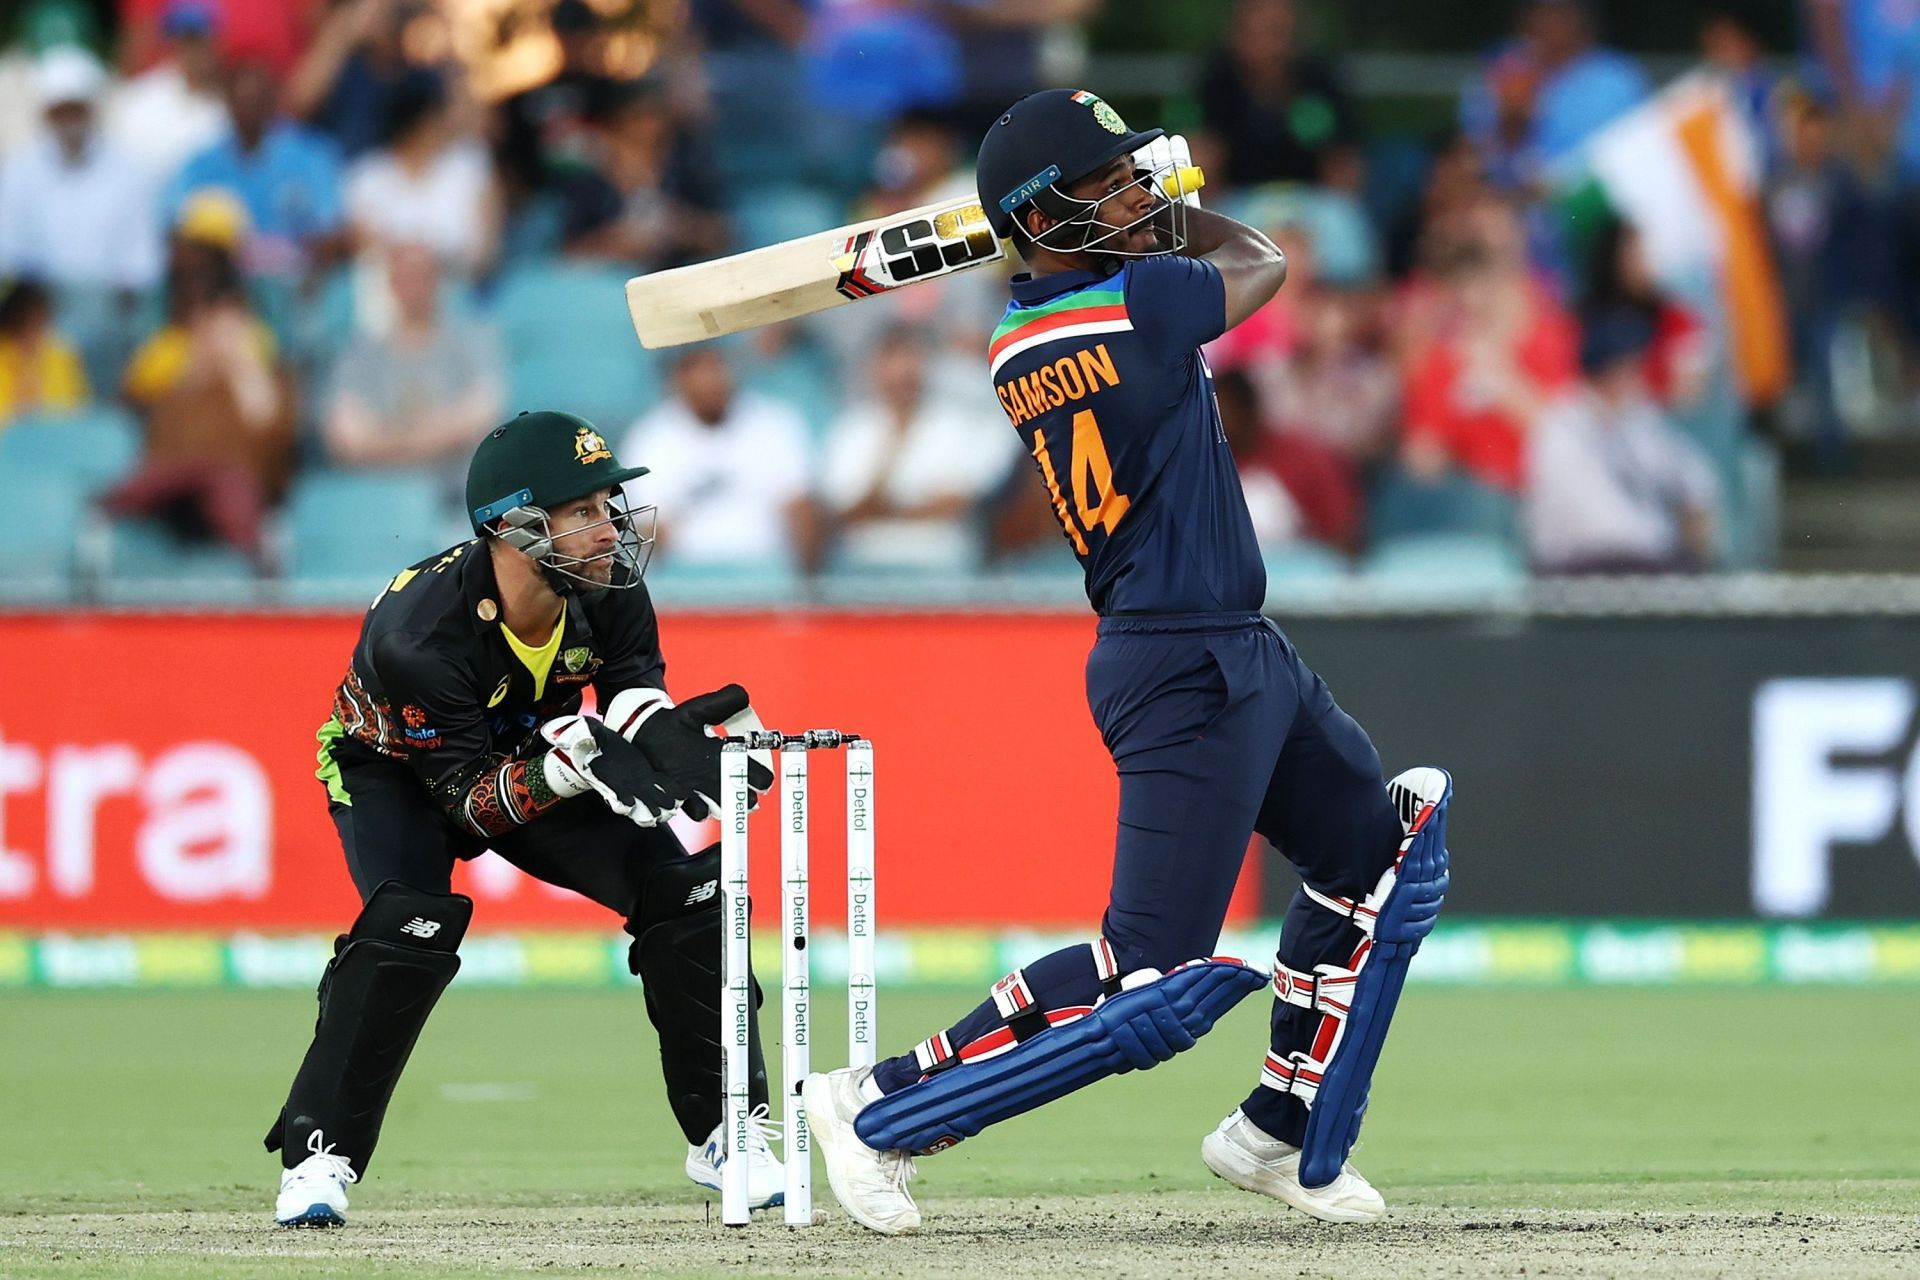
[855,958,1268,1155]
[1297,771,1451,1188]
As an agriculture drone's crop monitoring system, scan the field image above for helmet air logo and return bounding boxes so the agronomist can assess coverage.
[573,427,613,465]
[1070,89,1128,135]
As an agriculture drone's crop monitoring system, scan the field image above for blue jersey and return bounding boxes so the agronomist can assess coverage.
[989,257,1266,615]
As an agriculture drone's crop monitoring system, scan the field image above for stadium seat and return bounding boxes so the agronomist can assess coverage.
[0,407,143,494]
[0,471,86,584]
[494,263,660,425]
[284,468,456,588]
[94,518,259,599]
[1359,532,1526,598]
[1262,541,1351,608]
[1367,470,1520,546]
[734,185,845,252]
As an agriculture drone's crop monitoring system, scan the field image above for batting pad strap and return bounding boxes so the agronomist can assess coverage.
[990,968,1049,1042]
[1091,937,1124,997]
[913,1031,958,1075]
[1270,960,1358,1016]
[854,959,1267,1155]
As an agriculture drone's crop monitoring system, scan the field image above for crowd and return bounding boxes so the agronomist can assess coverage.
[0,0,1909,592]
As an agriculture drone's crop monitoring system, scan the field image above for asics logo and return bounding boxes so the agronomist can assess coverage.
[684,880,718,906]
[400,918,442,939]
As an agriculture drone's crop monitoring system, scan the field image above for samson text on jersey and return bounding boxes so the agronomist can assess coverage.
[988,255,1267,615]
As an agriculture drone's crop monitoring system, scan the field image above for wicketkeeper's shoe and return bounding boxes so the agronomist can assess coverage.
[274,1129,357,1228]
[1201,1108,1386,1223]
[802,1066,920,1234]
[686,1103,787,1210]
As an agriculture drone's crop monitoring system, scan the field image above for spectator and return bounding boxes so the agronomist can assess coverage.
[496,0,626,199]
[1765,90,1901,463]
[1197,0,1361,189]
[0,0,102,157]
[1400,195,1579,493]
[1385,131,1485,280]
[820,329,1016,571]
[1460,0,1648,189]
[944,0,1106,134]
[1266,284,1399,472]
[101,203,296,564]
[804,3,962,123]
[1528,311,1718,573]
[106,0,230,198]
[168,59,346,281]
[322,243,501,480]
[1580,217,1710,409]
[557,80,726,271]
[290,0,431,161]
[1214,366,1361,553]
[1698,6,1780,176]
[0,277,89,424]
[344,73,499,277]
[1805,0,1920,179]
[619,347,820,574]
[117,0,320,80]
[0,47,163,291]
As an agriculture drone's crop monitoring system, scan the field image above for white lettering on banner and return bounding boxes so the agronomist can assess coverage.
[0,730,44,896]
[49,744,140,897]
[0,734,273,904]
[136,743,272,901]
[1752,678,1918,916]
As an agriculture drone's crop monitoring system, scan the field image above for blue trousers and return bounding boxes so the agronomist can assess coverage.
[871,612,1403,1145]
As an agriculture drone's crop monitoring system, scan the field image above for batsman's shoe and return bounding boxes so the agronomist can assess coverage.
[803,1067,920,1234]
[1201,1109,1385,1224]
[686,1104,787,1210]
[274,1129,357,1227]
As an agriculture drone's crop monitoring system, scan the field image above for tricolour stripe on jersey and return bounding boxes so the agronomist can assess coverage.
[988,286,1130,378]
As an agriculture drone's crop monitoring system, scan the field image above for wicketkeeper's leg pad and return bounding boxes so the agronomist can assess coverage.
[1260,767,1451,1188]
[627,846,769,1144]
[265,879,472,1173]
[854,957,1268,1155]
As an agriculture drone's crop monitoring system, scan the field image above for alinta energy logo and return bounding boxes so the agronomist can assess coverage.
[1752,678,1920,916]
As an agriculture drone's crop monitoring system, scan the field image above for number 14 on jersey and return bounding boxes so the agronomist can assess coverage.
[1031,409,1131,555]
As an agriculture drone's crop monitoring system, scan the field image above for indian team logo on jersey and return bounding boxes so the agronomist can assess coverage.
[1070,89,1128,135]
[573,427,613,465]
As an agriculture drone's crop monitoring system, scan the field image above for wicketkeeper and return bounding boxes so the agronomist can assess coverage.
[268,410,780,1226]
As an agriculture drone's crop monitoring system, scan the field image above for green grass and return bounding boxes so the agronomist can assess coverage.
[1,987,1916,1276]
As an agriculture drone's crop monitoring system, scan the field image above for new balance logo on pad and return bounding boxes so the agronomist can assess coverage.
[684,880,718,907]
[400,918,442,939]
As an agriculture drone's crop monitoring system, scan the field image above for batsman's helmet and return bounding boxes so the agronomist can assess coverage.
[976,88,1182,257]
[465,409,655,596]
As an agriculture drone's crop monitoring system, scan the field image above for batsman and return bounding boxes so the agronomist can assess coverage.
[805,90,1452,1232]
[267,410,781,1226]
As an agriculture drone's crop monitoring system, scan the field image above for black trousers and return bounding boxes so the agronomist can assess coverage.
[327,748,688,920]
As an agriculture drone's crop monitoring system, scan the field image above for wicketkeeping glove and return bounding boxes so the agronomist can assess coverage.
[539,714,687,826]
[603,684,773,820]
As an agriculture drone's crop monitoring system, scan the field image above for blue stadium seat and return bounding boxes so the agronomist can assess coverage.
[1367,470,1519,546]
[0,471,86,582]
[51,284,154,399]
[0,407,143,493]
[1359,533,1526,597]
[493,263,660,425]
[96,518,258,591]
[284,468,456,588]
[734,186,844,252]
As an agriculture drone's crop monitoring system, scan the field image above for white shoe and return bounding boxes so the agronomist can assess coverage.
[274,1129,358,1228]
[802,1067,920,1234]
[1201,1109,1386,1223]
[686,1103,787,1210]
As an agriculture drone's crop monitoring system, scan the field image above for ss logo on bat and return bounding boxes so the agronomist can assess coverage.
[835,204,1003,299]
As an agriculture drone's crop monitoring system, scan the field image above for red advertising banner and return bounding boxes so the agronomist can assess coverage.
[0,610,1261,931]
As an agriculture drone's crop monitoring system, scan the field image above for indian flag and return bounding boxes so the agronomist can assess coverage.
[988,285,1130,379]
[1570,73,1789,407]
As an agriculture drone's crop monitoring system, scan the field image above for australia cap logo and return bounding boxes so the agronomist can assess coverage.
[574,427,613,465]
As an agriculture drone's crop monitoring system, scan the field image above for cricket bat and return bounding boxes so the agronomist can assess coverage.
[625,143,1202,350]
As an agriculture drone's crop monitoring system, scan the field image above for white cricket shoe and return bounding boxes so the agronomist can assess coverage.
[1201,1109,1386,1223]
[802,1066,920,1234]
[686,1103,787,1210]
[274,1129,358,1228]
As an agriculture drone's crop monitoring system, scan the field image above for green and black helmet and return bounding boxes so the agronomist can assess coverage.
[466,410,655,596]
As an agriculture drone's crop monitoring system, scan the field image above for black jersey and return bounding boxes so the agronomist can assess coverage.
[321,540,666,839]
